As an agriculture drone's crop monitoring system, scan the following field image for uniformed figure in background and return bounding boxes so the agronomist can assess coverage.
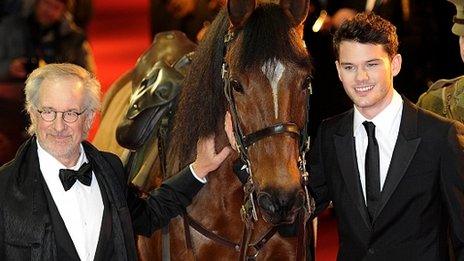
[417,0,464,122]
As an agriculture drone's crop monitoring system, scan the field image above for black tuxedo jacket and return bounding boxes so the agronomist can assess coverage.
[0,137,204,260]
[309,100,464,260]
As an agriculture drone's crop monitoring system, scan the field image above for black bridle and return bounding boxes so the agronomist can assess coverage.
[222,29,313,212]
[221,29,315,259]
[181,27,315,261]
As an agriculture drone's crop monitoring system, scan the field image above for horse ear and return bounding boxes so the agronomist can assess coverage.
[280,0,310,26]
[227,0,256,28]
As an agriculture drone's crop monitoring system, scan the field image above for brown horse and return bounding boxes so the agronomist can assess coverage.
[136,0,314,259]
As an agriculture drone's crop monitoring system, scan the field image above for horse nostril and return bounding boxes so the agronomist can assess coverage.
[257,192,276,214]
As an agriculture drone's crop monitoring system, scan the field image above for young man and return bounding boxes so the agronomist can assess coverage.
[0,63,230,260]
[309,13,464,260]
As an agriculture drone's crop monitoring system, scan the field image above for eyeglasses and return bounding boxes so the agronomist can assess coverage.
[37,108,87,123]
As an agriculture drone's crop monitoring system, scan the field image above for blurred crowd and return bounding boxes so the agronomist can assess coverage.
[0,0,463,164]
[0,0,95,164]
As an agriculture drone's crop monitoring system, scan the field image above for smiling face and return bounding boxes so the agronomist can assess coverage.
[32,76,93,166]
[335,41,402,119]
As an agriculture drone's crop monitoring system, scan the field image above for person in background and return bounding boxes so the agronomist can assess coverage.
[1,0,93,30]
[417,0,464,123]
[0,0,95,82]
[149,0,224,42]
[0,63,231,260]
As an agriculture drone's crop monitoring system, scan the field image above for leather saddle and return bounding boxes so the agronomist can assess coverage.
[116,31,196,150]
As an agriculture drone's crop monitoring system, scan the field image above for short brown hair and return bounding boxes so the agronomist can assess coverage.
[333,12,399,59]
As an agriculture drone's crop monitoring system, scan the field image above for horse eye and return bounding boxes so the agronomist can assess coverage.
[231,79,244,93]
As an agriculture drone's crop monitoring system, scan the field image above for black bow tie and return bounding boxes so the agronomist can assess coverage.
[59,162,92,191]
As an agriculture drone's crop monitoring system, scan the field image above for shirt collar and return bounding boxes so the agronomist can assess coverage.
[353,90,403,136]
[36,140,88,172]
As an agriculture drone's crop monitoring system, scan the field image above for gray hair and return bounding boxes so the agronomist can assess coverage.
[25,63,101,135]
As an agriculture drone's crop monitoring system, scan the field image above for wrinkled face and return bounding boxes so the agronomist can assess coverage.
[226,56,311,224]
[32,76,93,166]
[336,41,401,119]
[35,0,66,27]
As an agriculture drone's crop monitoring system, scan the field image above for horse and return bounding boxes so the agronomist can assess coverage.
[133,0,314,259]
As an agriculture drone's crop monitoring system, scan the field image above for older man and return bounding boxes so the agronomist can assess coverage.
[0,63,230,260]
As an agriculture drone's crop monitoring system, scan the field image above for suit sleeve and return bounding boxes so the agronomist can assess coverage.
[0,202,4,259]
[441,121,464,259]
[308,122,331,219]
[127,166,205,236]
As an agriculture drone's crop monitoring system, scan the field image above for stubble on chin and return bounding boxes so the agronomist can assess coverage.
[39,135,79,162]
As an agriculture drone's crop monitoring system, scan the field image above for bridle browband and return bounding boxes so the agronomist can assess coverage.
[182,26,315,261]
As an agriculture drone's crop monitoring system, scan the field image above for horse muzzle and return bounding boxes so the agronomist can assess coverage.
[256,189,305,225]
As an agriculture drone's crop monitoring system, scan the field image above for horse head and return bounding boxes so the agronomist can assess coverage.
[224,0,312,225]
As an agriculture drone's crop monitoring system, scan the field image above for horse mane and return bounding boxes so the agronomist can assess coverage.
[233,4,312,73]
[168,4,312,171]
[168,8,229,169]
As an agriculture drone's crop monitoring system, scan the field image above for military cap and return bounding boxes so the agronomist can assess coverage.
[449,0,464,36]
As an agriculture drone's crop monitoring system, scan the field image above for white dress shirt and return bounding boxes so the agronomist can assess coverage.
[37,141,104,261]
[353,90,403,202]
[189,164,207,183]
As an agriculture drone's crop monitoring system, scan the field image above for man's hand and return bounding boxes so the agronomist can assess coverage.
[224,111,238,151]
[191,135,231,178]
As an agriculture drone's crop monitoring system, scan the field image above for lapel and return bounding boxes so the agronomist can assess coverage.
[372,100,421,221]
[83,141,137,260]
[40,177,80,261]
[4,138,52,253]
[92,168,113,261]
[333,109,372,230]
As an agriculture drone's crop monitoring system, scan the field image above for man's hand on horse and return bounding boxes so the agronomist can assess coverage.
[224,111,238,151]
[192,135,231,178]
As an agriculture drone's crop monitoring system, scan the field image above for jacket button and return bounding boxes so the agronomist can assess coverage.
[368,248,375,254]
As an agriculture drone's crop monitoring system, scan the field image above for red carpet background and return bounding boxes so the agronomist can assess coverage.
[87,0,151,139]
[87,0,338,259]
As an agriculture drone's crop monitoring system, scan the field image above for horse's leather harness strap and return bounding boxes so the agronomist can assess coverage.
[243,123,300,148]
[184,214,240,250]
[296,212,308,261]
[183,214,278,255]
